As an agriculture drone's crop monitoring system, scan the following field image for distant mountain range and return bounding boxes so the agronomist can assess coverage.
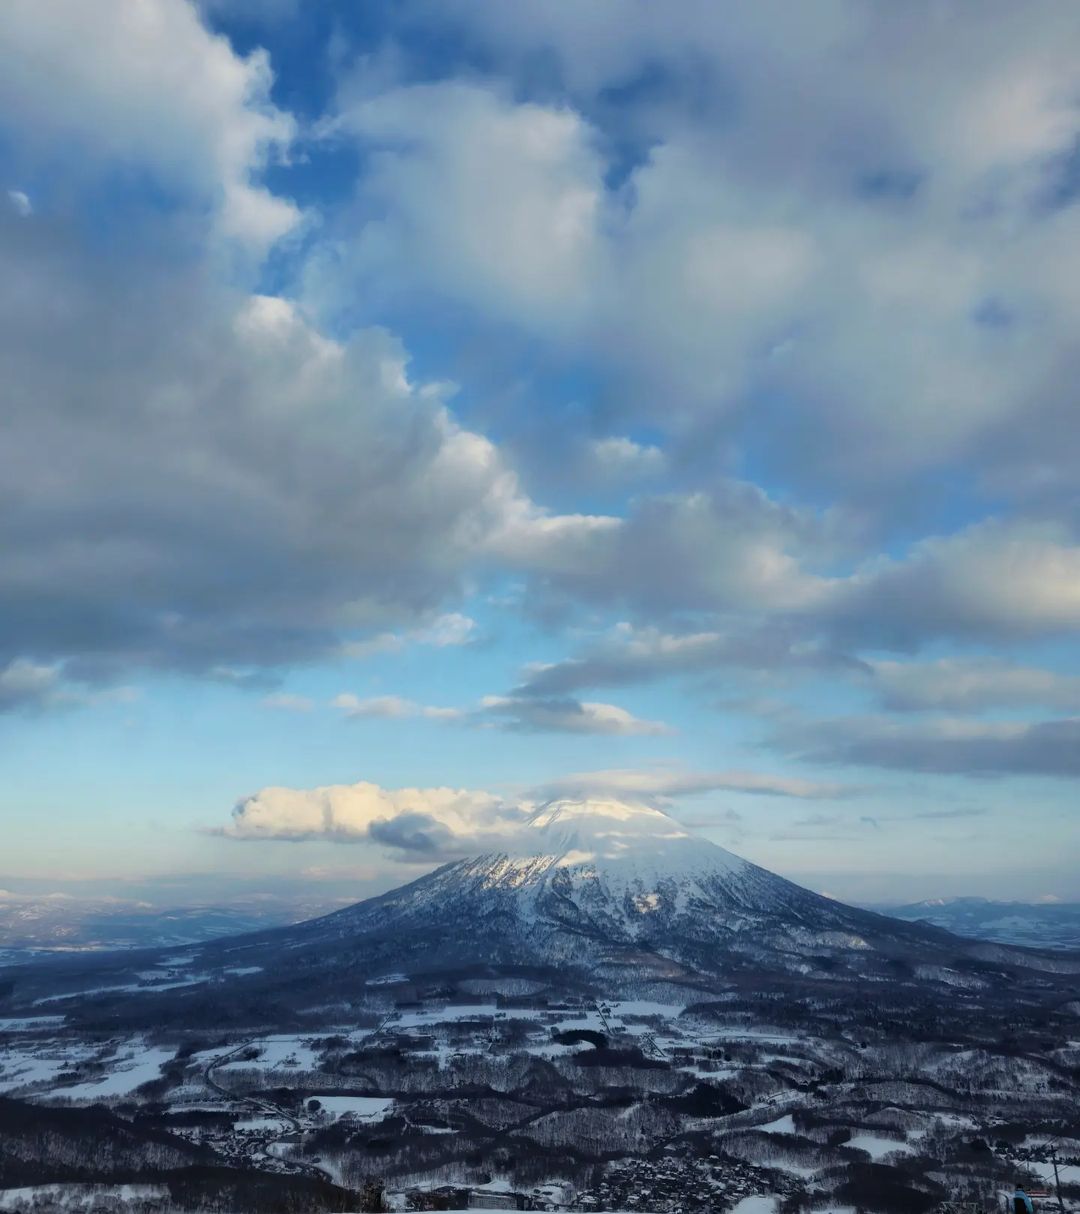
[0,896,333,962]
[877,896,1080,949]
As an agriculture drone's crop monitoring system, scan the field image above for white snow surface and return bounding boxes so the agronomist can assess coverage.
[758,1114,797,1134]
[508,798,749,884]
[410,798,791,935]
[314,1095,394,1119]
[1025,1161,1080,1186]
[731,1198,780,1214]
[42,1043,176,1099]
[846,1133,913,1160]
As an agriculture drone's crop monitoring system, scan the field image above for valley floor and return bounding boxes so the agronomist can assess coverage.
[2,973,1079,1214]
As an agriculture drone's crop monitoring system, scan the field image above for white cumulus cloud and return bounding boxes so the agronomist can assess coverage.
[0,0,299,249]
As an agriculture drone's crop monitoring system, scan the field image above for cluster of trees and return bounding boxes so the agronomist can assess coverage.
[0,1174,355,1214]
[0,1097,204,1187]
[517,1100,678,1153]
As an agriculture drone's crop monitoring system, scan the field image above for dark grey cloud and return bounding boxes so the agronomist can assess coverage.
[480,694,670,736]
[0,212,558,685]
[0,661,66,713]
[777,714,1080,778]
[516,622,864,699]
[0,658,136,715]
[869,658,1080,713]
[517,483,838,618]
[367,812,455,855]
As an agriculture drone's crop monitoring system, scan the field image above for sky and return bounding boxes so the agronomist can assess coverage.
[1,0,1079,910]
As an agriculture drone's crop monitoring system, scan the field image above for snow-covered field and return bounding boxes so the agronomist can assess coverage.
[0,1015,65,1031]
[314,1095,394,1120]
[1,985,1075,1214]
[845,1133,913,1161]
[217,1034,322,1071]
[41,1043,177,1100]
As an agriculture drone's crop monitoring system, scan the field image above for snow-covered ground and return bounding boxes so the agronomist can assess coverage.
[0,984,1072,1214]
[1025,1161,1080,1186]
[758,1114,797,1134]
[846,1133,913,1161]
[217,1034,322,1071]
[730,1198,779,1214]
[313,1095,394,1120]
[0,1015,65,1031]
[40,1043,176,1100]
[33,975,208,1004]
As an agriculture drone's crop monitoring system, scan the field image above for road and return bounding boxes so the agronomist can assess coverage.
[202,1041,335,1183]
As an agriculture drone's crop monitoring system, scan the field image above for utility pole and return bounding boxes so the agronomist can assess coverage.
[1047,1145,1066,1214]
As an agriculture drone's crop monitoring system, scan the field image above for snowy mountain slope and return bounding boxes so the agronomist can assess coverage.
[7,799,1078,1020]
[321,799,896,943]
[211,799,980,983]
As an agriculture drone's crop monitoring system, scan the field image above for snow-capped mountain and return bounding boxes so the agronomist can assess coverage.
[10,799,1078,1020]
[222,798,978,986]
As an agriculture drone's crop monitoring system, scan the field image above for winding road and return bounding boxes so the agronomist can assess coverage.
[202,1042,334,1183]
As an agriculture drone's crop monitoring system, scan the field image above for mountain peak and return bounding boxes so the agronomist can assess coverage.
[527,796,687,833]
[473,796,749,891]
[522,796,697,863]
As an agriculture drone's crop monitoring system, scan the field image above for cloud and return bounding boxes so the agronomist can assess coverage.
[310,8,1080,520]
[0,660,64,712]
[869,657,1080,713]
[517,621,859,698]
[367,811,456,855]
[0,205,614,684]
[588,437,665,481]
[512,515,1080,666]
[6,189,31,217]
[412,612,477,647]
[777,713,1080,778]
[480,694,671,735]
[342,612,477,659]
[332,693,462,722]
[221,780,526,857]
[828,521,1080,647]
[0,659,137,714]
[495,483,835,619]
[217,768,843,861]
[322,82,605,328]
[531,766,855,802]
[0,0,299,249]
[328,689,664,734]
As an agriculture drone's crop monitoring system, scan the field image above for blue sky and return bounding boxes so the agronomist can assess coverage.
[1,0,1079,908]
